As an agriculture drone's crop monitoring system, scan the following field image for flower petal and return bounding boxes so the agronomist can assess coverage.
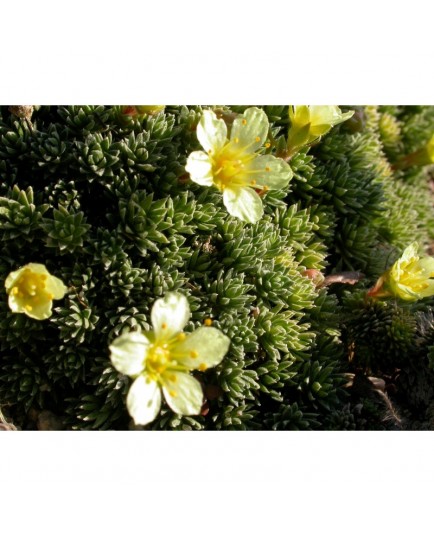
[289,105,310,127]
[109,331,149,376]
[151,292,191,340]
[5,263,67,300]
[162,372,203,415]
[309,123,334,138]
[391,282,419,301]
[309,106,353,130]
[417,280,434,298]
[309,105,343,127]
[5,268,25,291]
[391,242,419,279]
[174,326,230,370]
[127,375,162,425]
[5,263,48,290]
[230,107,269,153]
[185,151,214,186]
[400,242,419,263]
[197,109,227,153]
[417,257,434,277]
[8,294,53,320]
[245,155,292,190]
[340,110,355,123]
[223,186,263,223]
[45,275,68,299]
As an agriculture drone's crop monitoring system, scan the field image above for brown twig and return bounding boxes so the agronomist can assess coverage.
[319,271,365,288]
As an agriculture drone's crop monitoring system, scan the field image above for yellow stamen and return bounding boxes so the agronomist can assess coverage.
[190,350,198,358]
[255,136,260,142]
[204,318,213,326]
[169,374,177,382]
[162,323,167,329]
[25,305,33,312]
[177,332,186,341]
[242,119,247,125]
[265,142,271,148]
[263,186,269,192]
[234,137,239,143]
[250,179,257,185]
[265,166,270,171]
[11,287,19,295]
[169,390,177,397]
[198,363,207,371]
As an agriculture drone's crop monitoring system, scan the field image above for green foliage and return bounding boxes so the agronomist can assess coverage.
[1,105,434,430]
[0,185,49,249]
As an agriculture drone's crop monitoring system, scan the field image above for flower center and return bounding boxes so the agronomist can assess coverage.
[145,343,171,378]
[211,142,255,191]
[396,259,432,291]
[10,269,53,309]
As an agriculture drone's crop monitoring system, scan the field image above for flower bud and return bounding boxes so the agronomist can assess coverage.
[287,105,354,155]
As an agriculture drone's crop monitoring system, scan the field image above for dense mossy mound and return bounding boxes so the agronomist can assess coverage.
[1,105,433,430]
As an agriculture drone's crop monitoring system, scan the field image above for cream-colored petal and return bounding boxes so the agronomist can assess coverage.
[5,267,26,291]
[418,280,434,298]
[244,155,292,190]
[23,299,53,320]
[309,105,342,127]
[7,294,25,314]
[399,242,419,264]
[309,123,334,138]
[415,257,434,276]
[151,292,191,341]
[391,282,418,301]
[197,109,227,153]
[230,107,269,153]
[185,151,214,186]
[5,263,48,290]
[45,274,68,299]
[161,372,203,415]
[223,186,263,223]
[127,375,162,425]
[308,106,353,137]
[21,263,51,275]
[174,327,230,370]
[8,294,53,320]
[109,331,149,376]
[289,105,310,127]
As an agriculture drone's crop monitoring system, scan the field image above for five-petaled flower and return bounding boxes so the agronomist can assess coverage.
[109,292,230,425]
[287,105,354,155]
[186,107,293,223]
[5,263,67,320]
[368,242,434,301]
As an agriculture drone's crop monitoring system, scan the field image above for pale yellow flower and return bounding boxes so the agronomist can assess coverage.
[368,242,434,301]
[287,105,354,153]
[5,263,67,320]
[109,292,230,425]
[186,108,292,223]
